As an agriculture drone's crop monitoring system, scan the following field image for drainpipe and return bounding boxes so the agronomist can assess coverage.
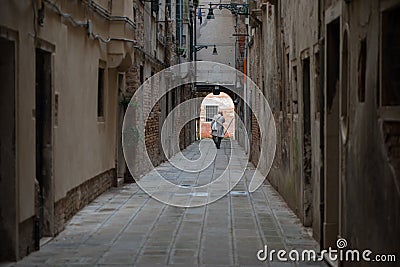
[189,3,194,62]
[319,37,325,249]
[276,0,283,114]
[243,9,249,153]
[318,0,325,249]
[177,0,183,64]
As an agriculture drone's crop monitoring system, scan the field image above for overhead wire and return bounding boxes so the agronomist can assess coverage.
[44,0,87,27]
[43,0,137,44]
[42,0,168,68]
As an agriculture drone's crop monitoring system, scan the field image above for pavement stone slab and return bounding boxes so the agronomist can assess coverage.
[10,141,327,267]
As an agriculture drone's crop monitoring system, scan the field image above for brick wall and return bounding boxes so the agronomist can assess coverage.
[250,113,260,165]
[125,64,141,98]
[54,169,114,234]
[18,216,35,259]
[145,103,161,166]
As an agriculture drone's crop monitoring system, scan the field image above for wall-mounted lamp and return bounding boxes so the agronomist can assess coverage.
[194,44,217,55]
[195,45,208,52]
[206,7,215,19]
[206,2,249,18]
[213,85,220,95]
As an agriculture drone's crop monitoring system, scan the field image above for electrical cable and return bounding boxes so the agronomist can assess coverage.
[44,0,87,27]
[42,0,167,68]
[82,0,136,29]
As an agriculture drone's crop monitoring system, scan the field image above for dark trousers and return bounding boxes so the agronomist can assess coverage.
[212,136,223,149]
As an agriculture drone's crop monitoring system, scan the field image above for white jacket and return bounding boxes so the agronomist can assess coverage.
[211,114,225,137]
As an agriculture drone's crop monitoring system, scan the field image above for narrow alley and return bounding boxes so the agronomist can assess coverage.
[14,141,323,266]
[0,0,399,266]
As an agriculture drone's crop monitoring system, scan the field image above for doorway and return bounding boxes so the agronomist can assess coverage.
[116,73,127,185]
[324,18,340,249]
[35,48,54,239]
[0,37,17,261]
[302,57,312,227]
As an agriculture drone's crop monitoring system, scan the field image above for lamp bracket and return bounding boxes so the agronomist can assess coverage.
[209,2,249,15]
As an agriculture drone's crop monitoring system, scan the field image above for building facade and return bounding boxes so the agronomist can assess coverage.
[123,0,197,179]
[3,0,399,264]
[0,0,136,260]
[247,0,400,264]
[0,0,194,261]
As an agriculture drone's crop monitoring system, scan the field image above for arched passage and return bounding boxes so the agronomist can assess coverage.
[199,92,235,140]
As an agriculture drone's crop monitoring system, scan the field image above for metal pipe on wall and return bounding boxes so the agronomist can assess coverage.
[318,0,325,248]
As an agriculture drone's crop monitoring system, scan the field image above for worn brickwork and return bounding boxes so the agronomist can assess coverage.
[248,22,262,166]
[125,2,164,177]
[125,65,141,98]
[54,169,114,234]
[250,113,260,165]
[123,0,191,180]
[17,216,35,260]
[145,103,161,166]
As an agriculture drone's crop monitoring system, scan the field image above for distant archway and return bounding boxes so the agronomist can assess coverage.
[199,92,235,140]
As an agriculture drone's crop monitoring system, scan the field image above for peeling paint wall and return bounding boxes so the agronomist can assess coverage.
[341,0,400,262]
[248,0,400,258]
[248,0,320,231]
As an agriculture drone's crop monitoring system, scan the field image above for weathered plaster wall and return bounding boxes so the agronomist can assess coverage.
[248,0,400,260]
[341,0,400,263]
[249,0,320,231]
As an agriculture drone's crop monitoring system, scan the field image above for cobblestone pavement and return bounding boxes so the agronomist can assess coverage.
[12,140,327,267]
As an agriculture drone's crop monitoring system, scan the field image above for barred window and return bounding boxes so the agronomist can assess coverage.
[205,105,218,122]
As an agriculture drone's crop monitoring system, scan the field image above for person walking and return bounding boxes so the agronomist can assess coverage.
[198,8,203,25]
[211,111,225,149]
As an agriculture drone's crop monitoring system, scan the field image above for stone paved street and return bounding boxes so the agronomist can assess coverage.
[12,140,327,267]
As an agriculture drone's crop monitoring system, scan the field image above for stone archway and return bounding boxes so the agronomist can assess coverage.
[199,92,235,140]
